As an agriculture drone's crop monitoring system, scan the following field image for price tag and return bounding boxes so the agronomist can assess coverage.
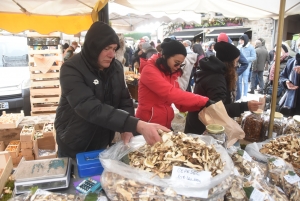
[171,166,212,184]
[250,188,265,201]
[243,151,252,162]
[272,159,285,167]
[284,174,300,184]
[234,167,240,176]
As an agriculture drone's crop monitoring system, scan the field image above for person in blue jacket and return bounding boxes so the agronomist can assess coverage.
[237,34,256,100]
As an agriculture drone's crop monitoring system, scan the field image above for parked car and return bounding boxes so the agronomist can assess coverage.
[0,35,31,115]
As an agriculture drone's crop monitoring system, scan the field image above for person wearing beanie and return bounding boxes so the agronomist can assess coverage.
[141,42,157,60]
[136,38,212,129]
[269,44,292,81]
[205,41,216,57]
[55,22,170,158]
[217,32,249,77]
[185,41,262,135]
[237,34,256,100]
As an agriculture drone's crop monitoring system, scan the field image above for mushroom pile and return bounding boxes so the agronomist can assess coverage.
[128,130,225,178]
[259,135,300,169]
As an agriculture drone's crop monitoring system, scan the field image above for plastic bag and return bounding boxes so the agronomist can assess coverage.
[282,116,300,134]
[99,135,234,199]
[242,113,264,142]
[224,176,247,201]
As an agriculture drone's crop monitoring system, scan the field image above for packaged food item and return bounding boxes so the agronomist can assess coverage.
[203,124,226,147]
[224,176,247,201]
[283,116,300,135]
[99,132,234,200]
[242,111,264,142]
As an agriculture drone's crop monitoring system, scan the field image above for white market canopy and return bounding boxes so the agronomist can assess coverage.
[114,0,300,20]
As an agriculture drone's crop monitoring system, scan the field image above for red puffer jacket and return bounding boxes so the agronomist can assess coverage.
[136,54,209,129]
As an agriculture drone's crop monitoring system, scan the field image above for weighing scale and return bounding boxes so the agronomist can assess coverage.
[14,157,72,194]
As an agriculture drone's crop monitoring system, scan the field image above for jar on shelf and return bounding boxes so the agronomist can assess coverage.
[242,110,263,142]
[203,124,226,147]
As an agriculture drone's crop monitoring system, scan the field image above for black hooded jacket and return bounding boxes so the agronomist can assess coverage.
[54,22,139,158]
[184,56,248,134]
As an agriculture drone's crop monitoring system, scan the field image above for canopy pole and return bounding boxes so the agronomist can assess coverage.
[268,0,286,138]
[98,3,109,24]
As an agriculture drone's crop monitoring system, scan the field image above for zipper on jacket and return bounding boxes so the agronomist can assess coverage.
[148,107,154,123]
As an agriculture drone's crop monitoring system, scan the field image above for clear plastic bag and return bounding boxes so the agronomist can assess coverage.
[224,176,247,201]
[282,116,300,135]
[99,135,234,200]
[242,113,264,142]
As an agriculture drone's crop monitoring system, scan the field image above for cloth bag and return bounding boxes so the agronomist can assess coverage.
[198,101,245,147]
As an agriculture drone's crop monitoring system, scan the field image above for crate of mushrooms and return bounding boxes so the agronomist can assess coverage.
[42,123,54,137]
[99,130,233,200]
[0,111,24,129]
[20,124,35,142]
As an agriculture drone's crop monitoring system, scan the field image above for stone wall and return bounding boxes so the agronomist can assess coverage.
[243,18,275,51]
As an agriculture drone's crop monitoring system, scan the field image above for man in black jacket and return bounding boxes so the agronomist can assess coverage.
[55,22,168,158]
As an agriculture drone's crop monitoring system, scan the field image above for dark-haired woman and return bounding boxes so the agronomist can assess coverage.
[185,42,262,134]
[135,38,211,129]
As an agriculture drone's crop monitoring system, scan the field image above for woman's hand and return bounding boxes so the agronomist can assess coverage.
[136,120,170,145]
[121,132,134,145]
[247,100,263,112]
[286,81,298,90]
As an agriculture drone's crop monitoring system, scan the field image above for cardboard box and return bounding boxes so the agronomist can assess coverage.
[21,148,33,157]
[20,125,35,141]
[33,136,57,160]
[20,141,33,149]
[42,123,54,137]
[0,152,13,193]
[0,141,4,151]
[24,154,34,161]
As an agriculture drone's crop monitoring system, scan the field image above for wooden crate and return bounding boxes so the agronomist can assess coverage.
[20,124,35,142]
[0,141,4,151]
[28,34,62,116]
[0,111,24,129]
[0,152,13,193]
[42,122,54,137]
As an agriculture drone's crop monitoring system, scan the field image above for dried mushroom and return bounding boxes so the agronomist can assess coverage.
[128,130,225,178]
[260,135,300,169]
[101,171,227,201]
[225,176,247,201]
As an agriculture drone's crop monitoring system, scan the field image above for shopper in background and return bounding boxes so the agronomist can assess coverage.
[63,41,78,61]
[185,41,262,134]
[205,41,216,57]
[55,22,170,158]
[249,40,269,94]
[136,38,213,129]
[237,34,256,100]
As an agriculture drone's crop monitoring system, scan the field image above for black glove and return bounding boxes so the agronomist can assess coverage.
[205,99,216,108]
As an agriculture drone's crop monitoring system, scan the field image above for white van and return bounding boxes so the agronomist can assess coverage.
[0,35,31,115]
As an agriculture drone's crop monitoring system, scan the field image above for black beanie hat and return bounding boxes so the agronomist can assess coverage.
[81,22,120,69]
[214,42,240,62]
[161,38,187,58]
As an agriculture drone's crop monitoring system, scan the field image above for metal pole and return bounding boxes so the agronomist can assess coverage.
[98,3,109,24]
[268,0,286,138]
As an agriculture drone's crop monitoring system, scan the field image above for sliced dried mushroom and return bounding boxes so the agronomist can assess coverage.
[128,130,225,178]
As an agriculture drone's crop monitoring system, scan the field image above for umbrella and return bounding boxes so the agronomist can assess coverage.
[113,0,299,138]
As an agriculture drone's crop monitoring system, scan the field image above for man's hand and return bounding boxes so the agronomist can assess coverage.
[136,120,170,145]
[121,132,134,145]
[294,66,300,74]
[286,81,299,90]
[247,100,263,112]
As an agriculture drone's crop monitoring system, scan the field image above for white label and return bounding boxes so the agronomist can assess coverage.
[171,166,212,184]
[250,188,265,201]
[97,196,108,201]
[234,167,240,176]
[284,174,300,184]
[272,159,285,167]
[243,151,252,162]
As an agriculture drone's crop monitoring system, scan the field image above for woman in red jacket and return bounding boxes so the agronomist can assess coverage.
[136,38,211,129]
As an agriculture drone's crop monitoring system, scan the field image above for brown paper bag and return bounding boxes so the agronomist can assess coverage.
[198,101,245,147]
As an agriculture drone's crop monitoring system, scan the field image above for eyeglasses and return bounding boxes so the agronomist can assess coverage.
[174,63,185,68]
